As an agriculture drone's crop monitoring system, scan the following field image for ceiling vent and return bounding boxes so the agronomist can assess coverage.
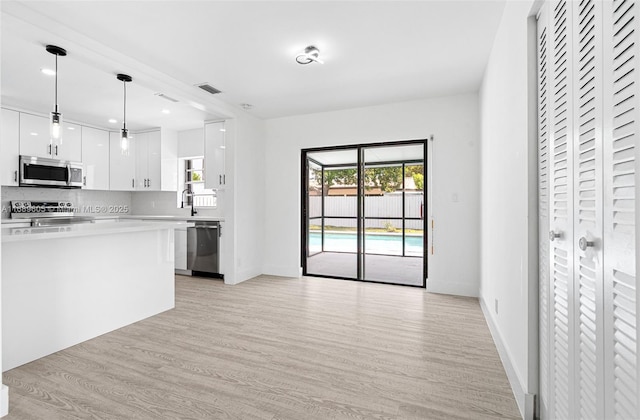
[196,83,222,95]
[154,93,179,103]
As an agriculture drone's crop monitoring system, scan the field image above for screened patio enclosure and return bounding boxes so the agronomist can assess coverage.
[302,141,427,287]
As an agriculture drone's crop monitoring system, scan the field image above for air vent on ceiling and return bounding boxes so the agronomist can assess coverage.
[196,83,222,95]
[154,93,179,103]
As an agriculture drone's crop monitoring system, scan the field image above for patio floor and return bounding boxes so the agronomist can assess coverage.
[306,252,424,286]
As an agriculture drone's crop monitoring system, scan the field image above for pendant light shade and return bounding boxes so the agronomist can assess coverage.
[117,73,133,155]
[46,45,66,143]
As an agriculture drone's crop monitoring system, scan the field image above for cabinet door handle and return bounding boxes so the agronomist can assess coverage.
[219,174,222,184]
[132,178,135,188]
[55,145,58,156]
[223,174,225,184]
[48,144,52,155]
[148,178,151,188]
[83,176,87,186]
[14,170,17,183]
[549,230,562,241]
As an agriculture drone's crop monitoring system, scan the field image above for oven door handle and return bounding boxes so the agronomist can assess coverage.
[66,164,71,185]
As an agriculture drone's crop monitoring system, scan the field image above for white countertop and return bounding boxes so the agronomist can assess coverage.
[1,214,224,225]
[120,215,225,222]
[2,220,191,243]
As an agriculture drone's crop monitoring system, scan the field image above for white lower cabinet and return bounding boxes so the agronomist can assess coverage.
[175,227,187,271]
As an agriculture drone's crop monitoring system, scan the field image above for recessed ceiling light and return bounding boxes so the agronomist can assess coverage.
[219,128,226,132]
[161,109,171,114]
[108,118,118,124]
[30,132,38,136]
[67,126,75,130]
[41,68,56,76]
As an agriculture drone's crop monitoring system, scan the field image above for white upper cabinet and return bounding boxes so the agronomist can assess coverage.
[134,129,176,191]
[81,126,110,190]
[1,108,20,186]
[109,131,136,191]
[111,128,176,192]
[204,121,226,190]
[19,113,51,158]
[19,113,81,161]
[57,122,82,162]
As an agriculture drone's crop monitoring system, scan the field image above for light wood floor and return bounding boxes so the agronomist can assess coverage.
[3,275,520,419]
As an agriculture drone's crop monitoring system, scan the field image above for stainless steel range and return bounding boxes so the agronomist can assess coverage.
[10,201,95,226]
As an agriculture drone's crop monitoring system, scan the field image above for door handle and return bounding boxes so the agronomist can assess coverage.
[578,237,595,251]
[55,145,58,156]
[83,176,87,186]
[14,170,17,183]
[132,178,135,188]
[549,230,562,241]
[148,178,151,188]
[219,174,222,184]
[48,144,52,155]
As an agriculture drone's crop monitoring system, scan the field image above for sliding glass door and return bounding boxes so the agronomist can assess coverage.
[302,140,426,287]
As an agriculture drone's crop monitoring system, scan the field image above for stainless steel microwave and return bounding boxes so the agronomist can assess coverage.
[19,155,83,188]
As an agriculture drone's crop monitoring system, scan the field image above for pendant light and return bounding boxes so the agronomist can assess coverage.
[46,45,66,143]
[116,73,133,154]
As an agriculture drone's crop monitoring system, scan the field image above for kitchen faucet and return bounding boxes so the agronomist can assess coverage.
[191,197,198,216]
[180,189,188,209]
[180,189,197,216]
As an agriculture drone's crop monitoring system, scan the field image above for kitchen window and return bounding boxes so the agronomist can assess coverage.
[179,157,216,208]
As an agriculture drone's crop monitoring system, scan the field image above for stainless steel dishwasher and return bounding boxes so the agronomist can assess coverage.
[187,221,222,278]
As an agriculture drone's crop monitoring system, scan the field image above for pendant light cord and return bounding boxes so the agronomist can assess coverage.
[123,80,127,130]
[54,53,58,113]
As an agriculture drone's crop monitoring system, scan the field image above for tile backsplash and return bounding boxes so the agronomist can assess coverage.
[1,187,132,219]
[130,190,225,219]
[1,187,224,219]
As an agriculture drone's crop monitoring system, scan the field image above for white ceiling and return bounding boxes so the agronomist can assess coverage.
[1,1,506,130]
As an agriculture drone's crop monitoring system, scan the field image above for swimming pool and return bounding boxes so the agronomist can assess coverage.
[309,231,423,256]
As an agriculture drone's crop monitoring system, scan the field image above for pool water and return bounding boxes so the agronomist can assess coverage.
[309,231,423,256]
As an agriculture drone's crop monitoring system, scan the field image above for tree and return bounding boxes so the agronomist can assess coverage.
[365,166,403,193]
[311,168,357,195]
[412,173,424,190]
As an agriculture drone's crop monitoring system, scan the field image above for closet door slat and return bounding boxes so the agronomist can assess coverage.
[603,0,638,418]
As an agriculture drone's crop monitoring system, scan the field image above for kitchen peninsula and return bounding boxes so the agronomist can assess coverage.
[1,220,184,370]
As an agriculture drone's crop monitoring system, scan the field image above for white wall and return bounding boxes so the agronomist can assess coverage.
[479,0,537,418]
[264,93,480,297]
[178,128,204,158]
[227,114,266,284]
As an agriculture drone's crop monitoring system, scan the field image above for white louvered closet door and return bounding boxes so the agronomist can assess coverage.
[573,1,605,419]
[539,0,640,419]
[537,5,552,419]
[602,0,638,418]
[549,1,576,418]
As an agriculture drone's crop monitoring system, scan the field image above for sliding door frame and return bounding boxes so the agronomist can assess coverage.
[301,139,428,288]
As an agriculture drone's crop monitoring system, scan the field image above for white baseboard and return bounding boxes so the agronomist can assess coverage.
[480,297,534,420]
[427,280,479,297]
[0,384,8,417]
[262,264,300,279]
